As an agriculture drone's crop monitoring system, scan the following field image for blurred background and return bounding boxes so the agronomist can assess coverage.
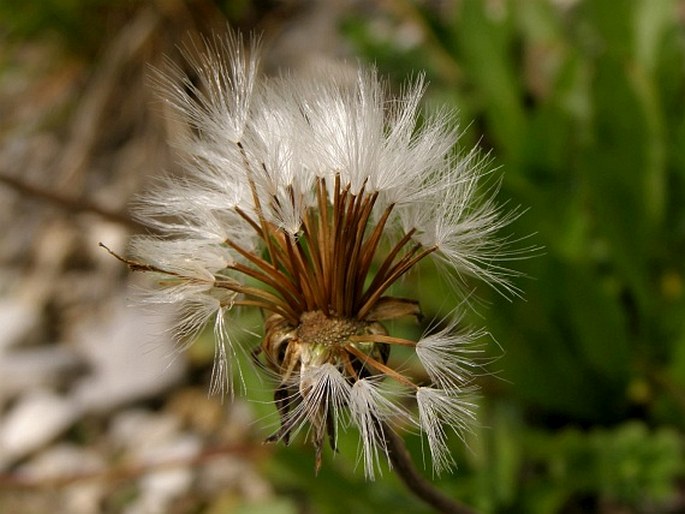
[1,1,684,513]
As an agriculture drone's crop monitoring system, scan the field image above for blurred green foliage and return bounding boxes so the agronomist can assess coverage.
[342,0,685,512]
[0,0,131,55]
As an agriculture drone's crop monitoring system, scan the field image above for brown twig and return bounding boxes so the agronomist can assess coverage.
[0,173,145,230]
[383,425,477,514]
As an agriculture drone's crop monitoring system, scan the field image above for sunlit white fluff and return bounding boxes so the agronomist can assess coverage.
[349,378,413,479]
[125,30,524,479]
[209,308,234,397]
[130,237,231,278]
[416,387,479,474]
[153,32,260,143]
[416,317,487,389]
[286,363,351,449]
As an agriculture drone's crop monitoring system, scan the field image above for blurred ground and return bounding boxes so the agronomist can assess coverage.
[0,2,360,513]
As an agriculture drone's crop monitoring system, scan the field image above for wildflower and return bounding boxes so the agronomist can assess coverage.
[109,31,520,478]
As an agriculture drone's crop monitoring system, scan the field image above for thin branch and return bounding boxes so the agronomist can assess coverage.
[100,243,299,322]
[0,173,144,230]
[99,243,178,274]
[382,425,477,514]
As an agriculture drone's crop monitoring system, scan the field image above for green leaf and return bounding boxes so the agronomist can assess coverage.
[453,0,526,163]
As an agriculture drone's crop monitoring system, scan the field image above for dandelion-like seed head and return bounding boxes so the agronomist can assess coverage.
[112,31,522,478]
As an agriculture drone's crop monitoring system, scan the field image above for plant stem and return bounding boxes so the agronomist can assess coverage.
[383,425,477,514]
[0,173,143,230]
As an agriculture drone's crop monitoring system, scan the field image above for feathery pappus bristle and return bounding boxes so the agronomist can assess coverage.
[113,30,525,478]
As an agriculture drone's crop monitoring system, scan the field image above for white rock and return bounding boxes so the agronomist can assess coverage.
[0,298,39,352]
[199,456,271,501]
[71,295,186,412]
[0,346,82,403]
[123,434,201,514]
[0,389,81,468]
[19,442,104,479]
[109,409,181,451]
[19,444,106,514]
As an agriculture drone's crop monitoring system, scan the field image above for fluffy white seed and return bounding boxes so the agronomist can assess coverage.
[416,387,478,474]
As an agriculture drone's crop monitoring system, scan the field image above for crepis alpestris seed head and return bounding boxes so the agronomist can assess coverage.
[107,29,527,478]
